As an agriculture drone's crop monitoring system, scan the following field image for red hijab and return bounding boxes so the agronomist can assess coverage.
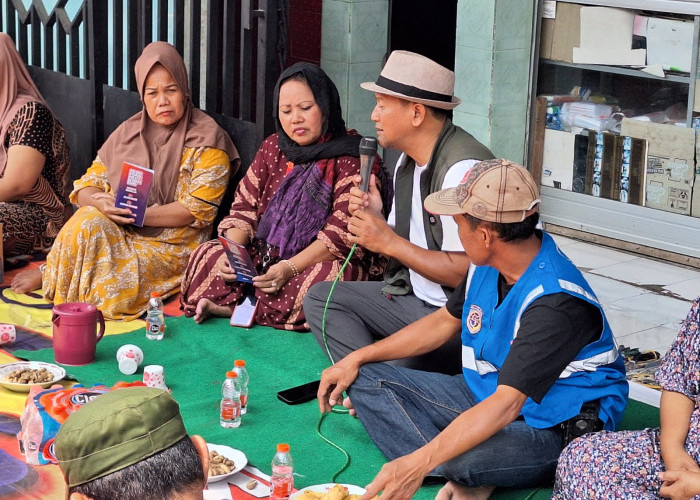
[98,41,239,211]
[0,33,47,175]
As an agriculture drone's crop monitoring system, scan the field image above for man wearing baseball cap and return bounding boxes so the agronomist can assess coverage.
[55,387,209,500]
[305,50,493,375]
[318,159,627,499]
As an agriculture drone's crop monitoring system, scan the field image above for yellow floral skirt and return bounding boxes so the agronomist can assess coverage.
[42,206,204,320]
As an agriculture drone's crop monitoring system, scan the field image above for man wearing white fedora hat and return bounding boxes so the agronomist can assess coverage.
[305,50,493,373]
[317,160,627,499]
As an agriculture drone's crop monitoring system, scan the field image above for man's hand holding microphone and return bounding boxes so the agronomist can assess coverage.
[348,137,396,254]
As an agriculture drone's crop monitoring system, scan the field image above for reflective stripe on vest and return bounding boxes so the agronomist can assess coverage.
[560,349,620,378]
[462,345,498,375]
[462,277,618,379]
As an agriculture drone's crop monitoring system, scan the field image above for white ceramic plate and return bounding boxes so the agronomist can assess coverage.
[290,483,366,499]
[0,361,66,393]
[206,443,247,483]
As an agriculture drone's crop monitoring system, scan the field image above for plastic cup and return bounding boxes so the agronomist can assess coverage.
[116,344,144,375]
[0,324,16,345]
[143,365,168,390]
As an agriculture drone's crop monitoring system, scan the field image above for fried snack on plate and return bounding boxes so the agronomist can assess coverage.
[324,484,347,500]
[299,492,324,500]
[297,484,377,500]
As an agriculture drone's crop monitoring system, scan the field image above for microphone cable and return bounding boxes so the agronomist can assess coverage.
[315,241,359,482]
[315,136,377,483]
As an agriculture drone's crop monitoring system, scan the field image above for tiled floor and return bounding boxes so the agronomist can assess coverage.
[552,233,700,356]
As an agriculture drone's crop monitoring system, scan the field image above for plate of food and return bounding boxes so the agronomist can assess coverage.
[206,443,247,483]
[291,483,367,499]
[0,361,66,393]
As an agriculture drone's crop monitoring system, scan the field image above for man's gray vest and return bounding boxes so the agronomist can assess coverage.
[382,119,494,298]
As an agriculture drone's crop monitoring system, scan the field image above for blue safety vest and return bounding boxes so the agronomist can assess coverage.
[461,232,628,430]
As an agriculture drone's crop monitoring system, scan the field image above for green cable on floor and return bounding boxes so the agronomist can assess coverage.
[316,412,352,482]
[314,243,358,481]
[522,489,542,500]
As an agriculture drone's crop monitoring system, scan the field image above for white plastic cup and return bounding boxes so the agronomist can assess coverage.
[116,344,144,375]
[0,324,16,345]
[143,364,167,389]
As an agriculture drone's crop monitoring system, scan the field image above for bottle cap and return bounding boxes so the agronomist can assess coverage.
[234,359,246,367]
[226,371,237,378]
[150,292,160,298]
[276,443,290,452]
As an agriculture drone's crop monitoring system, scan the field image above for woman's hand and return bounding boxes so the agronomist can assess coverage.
[659,470,700,500]
[90,192,136,225]
[663,449,700,477]
[253,261,292,295]
[216,253,238,281]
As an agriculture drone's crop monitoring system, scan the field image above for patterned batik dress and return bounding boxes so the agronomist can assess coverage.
[0,101,71,256]
[180,133,381,331]
[552,296,700,500]
[41,146,230,320]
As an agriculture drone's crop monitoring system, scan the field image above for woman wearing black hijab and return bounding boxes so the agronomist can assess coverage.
[181,62,385,331]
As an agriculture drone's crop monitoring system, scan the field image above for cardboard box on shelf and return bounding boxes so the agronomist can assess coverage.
[548,3,581,63]
[620,119,695,215]
[541,129,590,192]
[542,4,645,65]
[541,126,647,205]
[586,131,622,200]
[620,136,647,206]
[572,7,645,65]
[542,129,575,190]
[646,17,694,74]
[540,16,555,60]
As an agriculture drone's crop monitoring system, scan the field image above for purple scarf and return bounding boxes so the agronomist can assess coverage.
[256,159,334,259]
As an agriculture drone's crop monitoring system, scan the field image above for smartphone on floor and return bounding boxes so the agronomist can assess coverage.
[230,294,258,328]
[277,380,321,405]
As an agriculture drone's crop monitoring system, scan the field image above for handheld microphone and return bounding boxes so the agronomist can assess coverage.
[358,136,378,193]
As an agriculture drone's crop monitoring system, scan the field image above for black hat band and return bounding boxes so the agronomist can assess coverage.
[375,75,453,103]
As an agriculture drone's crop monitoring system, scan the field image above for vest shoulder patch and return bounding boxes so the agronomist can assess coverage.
[466,304,483,334]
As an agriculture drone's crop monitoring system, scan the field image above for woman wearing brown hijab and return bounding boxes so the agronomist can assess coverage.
[0,33,71,260]
[12,41,239,320]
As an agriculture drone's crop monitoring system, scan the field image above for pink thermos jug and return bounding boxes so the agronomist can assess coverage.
[52,302,105,365]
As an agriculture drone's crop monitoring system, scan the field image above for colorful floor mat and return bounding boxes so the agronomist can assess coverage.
[0,261,660,500]
[0,260,184,499]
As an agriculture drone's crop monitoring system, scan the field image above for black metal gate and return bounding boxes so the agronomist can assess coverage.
[1,0,283,153]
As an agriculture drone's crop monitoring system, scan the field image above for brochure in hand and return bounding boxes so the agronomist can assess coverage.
[114,162,154,227]
[218,236,257,283]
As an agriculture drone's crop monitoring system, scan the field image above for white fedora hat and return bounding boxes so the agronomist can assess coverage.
[361,50,460,110]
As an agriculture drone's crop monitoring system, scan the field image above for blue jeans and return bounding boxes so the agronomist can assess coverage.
[348,363,563,488]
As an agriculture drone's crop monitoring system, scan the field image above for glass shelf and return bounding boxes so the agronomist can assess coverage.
[540,58,691,84]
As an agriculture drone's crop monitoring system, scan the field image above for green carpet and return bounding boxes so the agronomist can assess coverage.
[13,315,660,500]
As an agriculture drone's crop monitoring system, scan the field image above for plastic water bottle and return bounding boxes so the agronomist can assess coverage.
[146,292,165,340]
[270,443,293,500]
[18,386,44,465]
[232,359,249,414]
[220,371,241,428]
